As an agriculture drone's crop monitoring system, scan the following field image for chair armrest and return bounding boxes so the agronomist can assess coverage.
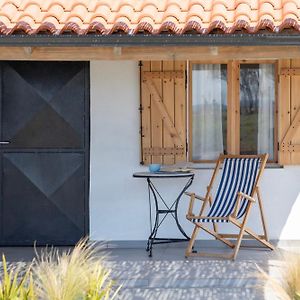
[184,192,205,201]
[185,192,208,218]
[231,192,255,218]
[237,192,255,203]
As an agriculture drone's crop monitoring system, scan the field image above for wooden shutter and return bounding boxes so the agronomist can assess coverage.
[140,61,186,165]
[278,59,300,164]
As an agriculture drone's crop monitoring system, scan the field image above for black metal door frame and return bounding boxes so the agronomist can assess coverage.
[0,61,90,245]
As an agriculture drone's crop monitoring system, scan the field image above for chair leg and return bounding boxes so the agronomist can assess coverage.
[208,196,218,235]
[213,223,218,234]
[232,227,246,260]
[185,226,199,257]
[243,227,274,250]
[229,218,275,250]
[232,203,253,260]
[256,187,269,241]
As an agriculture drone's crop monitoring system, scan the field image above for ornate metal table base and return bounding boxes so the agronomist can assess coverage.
[133,172,194,257]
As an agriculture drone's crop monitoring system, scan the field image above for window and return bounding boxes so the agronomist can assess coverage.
[190,61,276,162]
[240,64,275,160]
[140,60,300,166]
[191,64,227,161]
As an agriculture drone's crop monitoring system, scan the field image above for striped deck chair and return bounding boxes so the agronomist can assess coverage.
[185,154,274,260]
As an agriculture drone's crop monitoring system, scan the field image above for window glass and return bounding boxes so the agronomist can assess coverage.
[240,64,275,160]
[192,64,227,161]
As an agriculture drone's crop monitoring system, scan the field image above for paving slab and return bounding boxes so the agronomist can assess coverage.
[0,245,289,300]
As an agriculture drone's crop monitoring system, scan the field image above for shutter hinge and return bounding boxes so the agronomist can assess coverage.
[140,126,145,137]
[186,140,189,153]
[139,61,143,67]
[185,70,187,89]
[138,104,143,112]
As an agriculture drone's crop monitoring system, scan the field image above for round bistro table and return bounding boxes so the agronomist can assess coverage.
[133,171,194,257]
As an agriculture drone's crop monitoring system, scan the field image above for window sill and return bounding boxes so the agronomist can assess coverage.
[186,162,283,170]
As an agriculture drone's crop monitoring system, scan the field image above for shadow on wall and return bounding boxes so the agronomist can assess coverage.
[253,166,300,242]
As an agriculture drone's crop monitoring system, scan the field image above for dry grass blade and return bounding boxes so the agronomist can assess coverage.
[257,251,300,300]
[257,264,291,300]
[33,238,120,300]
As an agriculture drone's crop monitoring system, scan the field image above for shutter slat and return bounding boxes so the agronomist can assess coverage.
[143,147,185,156]
[278,60,292,164]
[291,60,300,163]
[143,71,184,80]
[162,61,175,165]
[150,61,163,164]
[280,68,300,76]
[141,61,152,165]
[174,61,186,163]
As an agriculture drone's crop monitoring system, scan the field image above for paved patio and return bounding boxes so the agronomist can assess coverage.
[0,243,289,300]
[105,245,284,300]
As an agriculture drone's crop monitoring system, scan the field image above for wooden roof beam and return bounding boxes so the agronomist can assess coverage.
[0,46,300,61]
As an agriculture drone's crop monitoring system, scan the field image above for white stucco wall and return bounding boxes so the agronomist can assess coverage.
[90,60,300,242]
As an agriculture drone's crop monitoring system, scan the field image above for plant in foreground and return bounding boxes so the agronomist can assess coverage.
[0,239,120,300]
[258,251,300,300]
[0,254,35,300]
[33,239,120,300]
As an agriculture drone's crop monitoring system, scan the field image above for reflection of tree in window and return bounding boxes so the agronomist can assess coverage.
[240,64,275,159]
[240,64,259,114]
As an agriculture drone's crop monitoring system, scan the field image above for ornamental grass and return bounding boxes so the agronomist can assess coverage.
[0,239,120,300]
[258,251,300,300]
[0,255,35,300]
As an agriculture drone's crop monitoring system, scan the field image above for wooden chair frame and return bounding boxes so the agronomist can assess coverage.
[185,154,275,260]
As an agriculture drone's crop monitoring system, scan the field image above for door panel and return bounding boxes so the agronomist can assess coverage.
[0,61,89,245]
[2,62,85,148]
[2,153,85,245]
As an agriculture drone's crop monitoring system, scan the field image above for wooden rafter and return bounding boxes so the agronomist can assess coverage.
[3,46,300,61]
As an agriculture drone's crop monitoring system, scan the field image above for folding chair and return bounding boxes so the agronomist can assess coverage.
[185,154,274,260]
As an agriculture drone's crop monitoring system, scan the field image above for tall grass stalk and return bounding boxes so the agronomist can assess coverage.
[33,239,119,300]
[258,251,300,300]
[0,254,35,300]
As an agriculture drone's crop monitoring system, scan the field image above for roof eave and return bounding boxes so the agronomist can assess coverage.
[0,33,300,47]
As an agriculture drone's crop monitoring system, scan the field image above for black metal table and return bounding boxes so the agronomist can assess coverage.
[133,171,194,257]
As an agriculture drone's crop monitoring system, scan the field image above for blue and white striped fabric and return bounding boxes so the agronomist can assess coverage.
[196,158,260,223]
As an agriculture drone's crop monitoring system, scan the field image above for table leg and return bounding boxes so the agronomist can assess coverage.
[174,176,194,240]
[145,175,194,257]
[146,178,160,257]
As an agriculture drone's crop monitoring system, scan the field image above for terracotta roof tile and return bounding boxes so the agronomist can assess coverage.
[1,0,300,35]
[46,4,64,20]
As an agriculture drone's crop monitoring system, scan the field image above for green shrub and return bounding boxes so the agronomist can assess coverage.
[0,255,35,300]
